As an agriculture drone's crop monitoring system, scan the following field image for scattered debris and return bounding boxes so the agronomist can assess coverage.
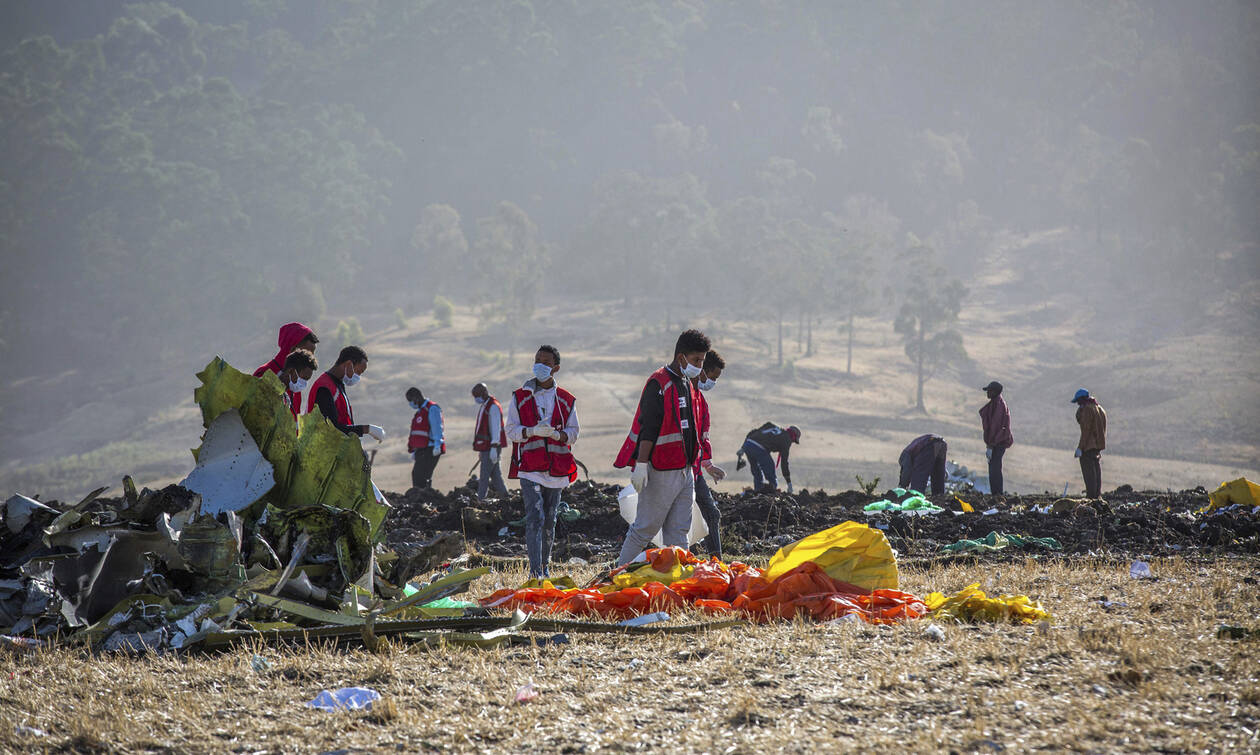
[1129,561,1154,579]
[924,583,1051,624]
[514,681,540,704]
[941,531,1062,554]
[925,623,946,641]
[619,611,670,627]
[308,687,381,711]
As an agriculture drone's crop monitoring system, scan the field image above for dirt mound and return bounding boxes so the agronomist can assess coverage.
[382,482,1257,563]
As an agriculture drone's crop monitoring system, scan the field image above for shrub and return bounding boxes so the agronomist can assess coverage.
[433,295,454,328]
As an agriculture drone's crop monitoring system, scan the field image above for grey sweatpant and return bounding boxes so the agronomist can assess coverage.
[617,466,694,565]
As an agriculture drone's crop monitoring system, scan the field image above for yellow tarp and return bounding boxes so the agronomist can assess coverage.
[763,521,898,591]
[1203,478,1260,515]
[925,583,1051,624]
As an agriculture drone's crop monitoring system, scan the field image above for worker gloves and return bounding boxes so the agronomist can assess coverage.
[985,448,993,462]
[489,447,500,463]
[530,423,557,439]
[431,446,441,456]
[630,464,648,494]
[366,424,386,442]
[1074,447,1082,458]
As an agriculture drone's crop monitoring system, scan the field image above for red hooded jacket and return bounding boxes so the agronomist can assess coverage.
[253,322,314,377]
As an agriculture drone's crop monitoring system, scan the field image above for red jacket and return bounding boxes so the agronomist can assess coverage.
[613,367,698,471]
[306,371,352,425]
[509,386,577,481]
[979,396,1014,449]
[473,398,506,451]
[253,322,313,377]
[409,400,446,454]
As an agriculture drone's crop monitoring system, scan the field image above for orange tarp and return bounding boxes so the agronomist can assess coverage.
[478,546,927,624]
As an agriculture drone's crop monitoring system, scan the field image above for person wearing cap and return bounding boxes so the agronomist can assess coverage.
[1071,388,1107,498]
[898,433,948,495]
[735,422,801,493]
[979,381,1013,496]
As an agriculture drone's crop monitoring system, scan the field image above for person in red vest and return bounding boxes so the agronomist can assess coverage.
[505,345,579,579]
[405,386,444,489]
[614,329,711,565]
[471,382,508,500]
[253,322,318,377]
[278,348,317,424]
[304,345,384,442]
[692,350,727,557]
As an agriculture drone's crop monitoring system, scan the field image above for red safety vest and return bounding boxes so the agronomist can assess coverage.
[473,398,507,451]
[613,367,697,471]
[694,388,712,473]
[509,386,577,481]
[283,387,302,423]
[305,372,353,426]
[409,400,445,454]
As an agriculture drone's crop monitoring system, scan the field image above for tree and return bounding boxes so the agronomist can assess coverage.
[892,240,968,413]
[825,195,900,374]
[472,201,549,360]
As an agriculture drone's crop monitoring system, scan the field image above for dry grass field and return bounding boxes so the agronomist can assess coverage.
[3,556,1257,754]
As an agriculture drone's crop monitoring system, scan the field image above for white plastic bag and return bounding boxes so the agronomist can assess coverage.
[617,484,709,547]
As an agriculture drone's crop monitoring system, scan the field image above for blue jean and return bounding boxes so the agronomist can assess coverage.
[521,480,562,578]
[693,469,721,557]
[478,450,508,499]
[741,439,777,490]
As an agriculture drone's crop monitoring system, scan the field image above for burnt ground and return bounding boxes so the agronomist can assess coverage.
[383,480,1259,564]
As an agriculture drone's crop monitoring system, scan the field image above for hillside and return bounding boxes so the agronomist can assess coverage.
[3,227,1257,501]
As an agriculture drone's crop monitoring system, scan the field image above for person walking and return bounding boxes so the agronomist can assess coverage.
[406,387,444,489]
[506,345,579,579]
[979,381,1013,495]
[898,433,948,495]
[736,423,801,493]
[471,382,508,499]
[1072,388,1107,498]
[692,350,727,557]
[614,329,711,565]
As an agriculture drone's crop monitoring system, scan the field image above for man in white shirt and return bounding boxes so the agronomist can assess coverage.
[471,382,509,499]
[505,345,580,579]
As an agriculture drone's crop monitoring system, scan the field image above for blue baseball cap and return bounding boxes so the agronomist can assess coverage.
[1071,388,1090,403]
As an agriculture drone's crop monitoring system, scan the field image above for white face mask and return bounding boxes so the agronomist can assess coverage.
[532,363,553,383]
[680,359,703,380]
[288,377,308,393]
[344,371,360,387]
[410,401,421,411]
[698,377,715,392]
[475,396,487,405]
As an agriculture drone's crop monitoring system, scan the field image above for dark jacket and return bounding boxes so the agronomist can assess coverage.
[979,396,1014,449]
[1075,398,1106,451]
[744,423,795,484]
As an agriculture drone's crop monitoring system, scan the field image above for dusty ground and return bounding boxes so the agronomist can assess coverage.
[2,556,1257,754]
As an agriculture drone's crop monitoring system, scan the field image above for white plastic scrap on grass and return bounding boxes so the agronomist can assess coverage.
[307,687,381,711]
[1129,560,1153,579]
[617,485,708,548]
[180,410,275,516]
